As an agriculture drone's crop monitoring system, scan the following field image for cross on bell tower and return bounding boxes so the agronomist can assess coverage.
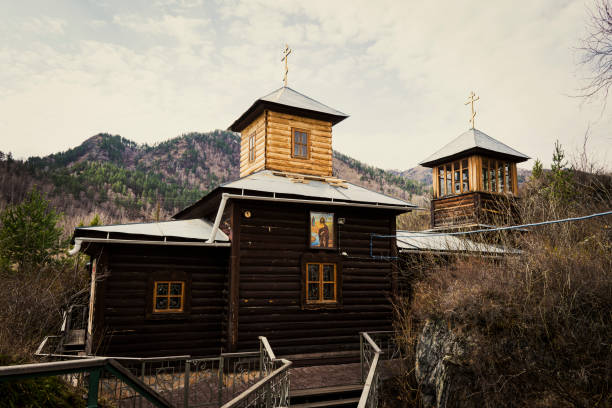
[464,91,480,129]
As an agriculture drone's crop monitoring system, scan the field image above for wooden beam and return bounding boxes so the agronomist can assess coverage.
[228,203,241,352]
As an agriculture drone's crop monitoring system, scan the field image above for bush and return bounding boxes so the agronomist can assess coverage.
[0,355,86,408]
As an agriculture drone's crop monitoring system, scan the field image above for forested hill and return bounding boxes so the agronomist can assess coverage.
[0,131,428,228]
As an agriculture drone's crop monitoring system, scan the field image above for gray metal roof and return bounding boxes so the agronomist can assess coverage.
[75,219,229,242]
[259,87,348,117]
[396,230,517,254]
[222,170,415,208]
[228,86,348,132]
[419,128,529,167]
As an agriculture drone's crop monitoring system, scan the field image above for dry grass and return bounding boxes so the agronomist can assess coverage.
[394,167,612,406]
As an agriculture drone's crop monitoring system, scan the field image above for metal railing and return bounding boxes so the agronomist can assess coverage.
[221,337,292,408]
[29,336,290,407]
[358,331,399,408]
[0,357,172,408]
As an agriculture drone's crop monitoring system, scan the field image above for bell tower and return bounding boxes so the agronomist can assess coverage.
[420,93,529,229]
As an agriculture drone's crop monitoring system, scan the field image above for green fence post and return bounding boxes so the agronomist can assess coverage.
[87,368,101,408]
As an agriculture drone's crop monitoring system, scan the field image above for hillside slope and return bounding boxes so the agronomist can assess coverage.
[0,131,428,228]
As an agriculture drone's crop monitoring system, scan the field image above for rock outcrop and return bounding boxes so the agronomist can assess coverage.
[415,320,479,408]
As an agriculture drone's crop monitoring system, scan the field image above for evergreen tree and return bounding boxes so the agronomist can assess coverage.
[0,188,66,272]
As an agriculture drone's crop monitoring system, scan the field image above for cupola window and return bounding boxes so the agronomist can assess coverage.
[292,129,309,159]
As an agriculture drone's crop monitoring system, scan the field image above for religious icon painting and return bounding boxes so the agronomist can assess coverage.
[309,211,335,249]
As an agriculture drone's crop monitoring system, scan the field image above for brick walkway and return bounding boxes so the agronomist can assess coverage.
[289,362,363,391]
[289,359,403,392]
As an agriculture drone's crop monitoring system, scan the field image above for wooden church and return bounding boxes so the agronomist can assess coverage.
[70,80,415,362]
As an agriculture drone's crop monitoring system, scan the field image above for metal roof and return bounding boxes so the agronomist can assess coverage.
[419,128,529,167]
[75,219,229,242]
[396,230,517,254]
[259,87,348,117]
[229,86,348,132]
[221,170,416,208]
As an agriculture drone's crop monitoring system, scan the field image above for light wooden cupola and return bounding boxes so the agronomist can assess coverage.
[228,86,348,178]
[420,127,529,229]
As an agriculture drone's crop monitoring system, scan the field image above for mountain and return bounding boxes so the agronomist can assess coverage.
[0,131,429,229]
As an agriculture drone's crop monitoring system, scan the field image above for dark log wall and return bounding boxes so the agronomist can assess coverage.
[93,244,229,357]
[432,192,518,228]
[234,200,397,358]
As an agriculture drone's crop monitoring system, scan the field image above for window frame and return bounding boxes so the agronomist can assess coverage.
[305,263,337,304]
[301,254,342,310]
[436,160,470,198]
[248,132,256,162]
[146,271,191,320]
[480,158,514,194]
[291,128,310,159]
[153,281,185,313]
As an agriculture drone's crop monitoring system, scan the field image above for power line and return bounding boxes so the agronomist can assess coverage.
[374,209,612,240]
[368,209,612,260]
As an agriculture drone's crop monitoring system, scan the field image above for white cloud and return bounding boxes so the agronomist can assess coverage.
[0,1,610,170]
[20,17,66,35]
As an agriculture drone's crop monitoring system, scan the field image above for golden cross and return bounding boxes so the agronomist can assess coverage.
[464,91,480,129]
[281,44,292,87]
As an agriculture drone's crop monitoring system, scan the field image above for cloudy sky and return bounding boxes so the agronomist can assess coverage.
[1,0,610,170]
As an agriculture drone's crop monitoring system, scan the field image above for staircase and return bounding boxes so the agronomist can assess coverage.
[290,384,362,408]
[60,305,88,355]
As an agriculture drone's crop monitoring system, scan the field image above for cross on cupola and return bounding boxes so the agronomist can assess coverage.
[465,91,480,129]
[282,44,292,87]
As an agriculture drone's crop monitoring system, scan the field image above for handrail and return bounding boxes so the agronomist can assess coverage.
[0,357,172,408]
[220,359,292,408]
[220,336,292,408]
[259,336,276,360]
[358,353,380,408]
[358,332,382,408]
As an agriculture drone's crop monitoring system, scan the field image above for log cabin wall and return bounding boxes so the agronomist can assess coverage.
[92,244,229,357]
[265,111,333,177]
[431,191,519,229]
[233,199,396,361]
[239,112,267,178]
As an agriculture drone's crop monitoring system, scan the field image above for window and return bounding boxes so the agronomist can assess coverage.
[292,129,309,158]
[505,163,512,193]
[461,159,469,192]
[248,133,256,162]
[436,160,470,197]
[480,159,515,194]
[498,162,504,192]
[306,263,336,304]
[437,166,444,197]
[482,159,489,191]
[153,281,184,313]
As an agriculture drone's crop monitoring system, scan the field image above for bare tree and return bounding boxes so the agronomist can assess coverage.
[580,0,612,101]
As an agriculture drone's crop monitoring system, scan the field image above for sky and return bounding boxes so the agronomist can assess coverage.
[1,0,610,171]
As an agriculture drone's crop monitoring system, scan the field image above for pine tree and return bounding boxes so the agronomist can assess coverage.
[0,188,66,272]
